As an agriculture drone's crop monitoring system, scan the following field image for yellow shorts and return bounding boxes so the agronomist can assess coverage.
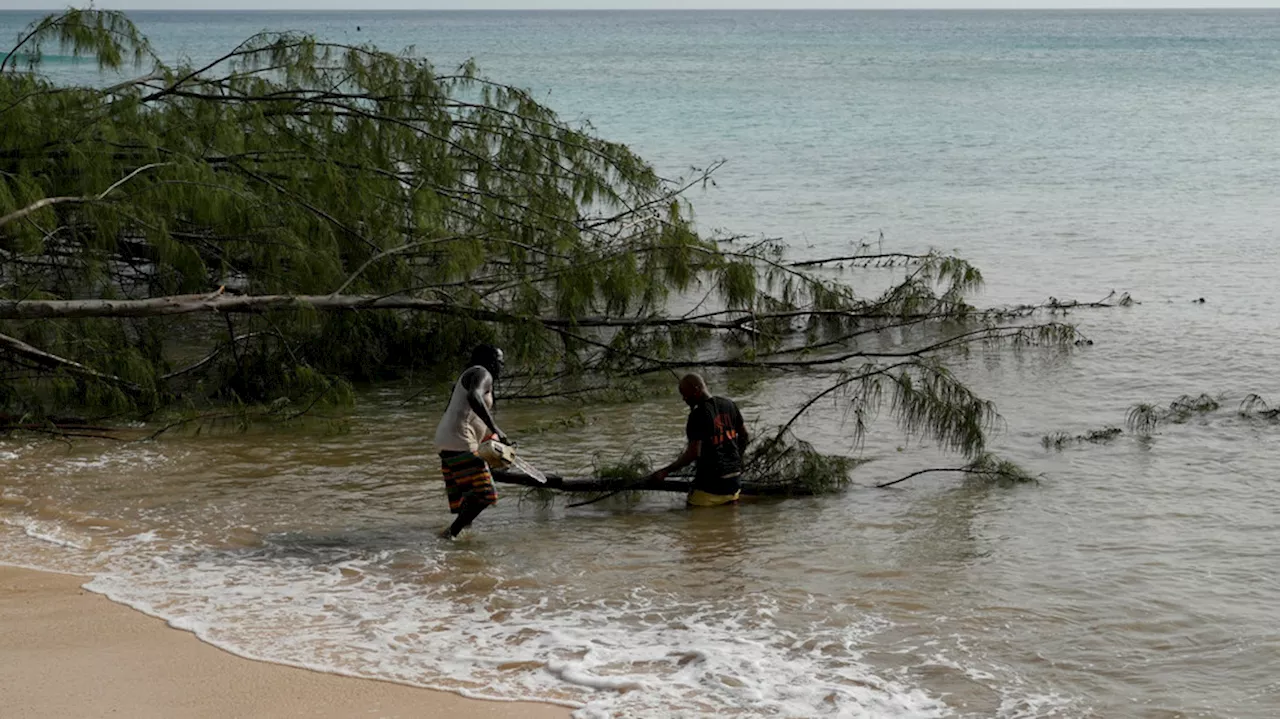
[686,489,741,507]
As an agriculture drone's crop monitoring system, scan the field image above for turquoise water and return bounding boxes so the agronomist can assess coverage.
[4,10,1280,718]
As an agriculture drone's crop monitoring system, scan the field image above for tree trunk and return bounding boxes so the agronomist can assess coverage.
[490,469,817,497]
[0,293,737,329]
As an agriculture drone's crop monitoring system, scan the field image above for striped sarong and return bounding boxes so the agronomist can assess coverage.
[439,450,497,513]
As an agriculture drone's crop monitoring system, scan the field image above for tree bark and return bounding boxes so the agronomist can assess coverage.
[490,469,818,497]
[0,292,739,329]
[0,293,509,321]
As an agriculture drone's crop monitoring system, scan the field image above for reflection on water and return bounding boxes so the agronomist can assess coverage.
[670,507,748,563]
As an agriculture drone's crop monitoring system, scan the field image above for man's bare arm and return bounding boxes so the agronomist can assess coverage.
[649,440,700,482]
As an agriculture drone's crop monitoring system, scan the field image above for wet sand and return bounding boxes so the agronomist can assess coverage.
[0,565,572,719]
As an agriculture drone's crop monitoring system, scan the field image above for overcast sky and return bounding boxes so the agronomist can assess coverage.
[5,1,1280,10]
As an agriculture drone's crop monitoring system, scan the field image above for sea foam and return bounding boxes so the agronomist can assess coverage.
[79,531,947,718]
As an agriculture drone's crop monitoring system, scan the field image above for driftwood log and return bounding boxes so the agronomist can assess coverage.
[491,469,820,497]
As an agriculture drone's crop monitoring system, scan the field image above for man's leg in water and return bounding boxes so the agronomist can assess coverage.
[439,451,497,538]
[446,496,487,537]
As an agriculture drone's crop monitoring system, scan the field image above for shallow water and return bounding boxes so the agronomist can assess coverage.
[4,9,1280,718]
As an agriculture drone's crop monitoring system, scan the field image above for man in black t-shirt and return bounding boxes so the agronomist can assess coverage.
[645,373,750,506]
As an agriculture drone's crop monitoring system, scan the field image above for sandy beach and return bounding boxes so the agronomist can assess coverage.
[0,565,572,719]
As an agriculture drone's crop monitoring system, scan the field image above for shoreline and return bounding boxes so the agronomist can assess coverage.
[0,565,572,719]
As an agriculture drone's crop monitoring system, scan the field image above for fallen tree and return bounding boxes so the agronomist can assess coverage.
[492,469,822,498]
[1,10,1121,491]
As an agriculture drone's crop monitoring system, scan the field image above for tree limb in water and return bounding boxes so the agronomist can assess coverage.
[160,330,279,380]
[491,469,835,497]
[875,455,1038,488]
[0,412,126,441]
[1,10,1122,495]
[0,331,143,394]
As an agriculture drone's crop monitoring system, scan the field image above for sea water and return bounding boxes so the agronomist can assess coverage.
[3,10,1280,718]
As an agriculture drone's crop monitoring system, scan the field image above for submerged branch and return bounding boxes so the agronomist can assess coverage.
[492,468,845,498]
[875,467,994,488]
[1126,393,1221,436]
[789,252,931,268]
[1042,426,1123,450]
[160,331,279,381]
[875,461,1036,488]
[0,331,143,393]
[0,413,125,441]
[0,8,1098,470]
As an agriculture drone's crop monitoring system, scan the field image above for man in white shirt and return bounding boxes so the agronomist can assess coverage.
[433,345,507,537]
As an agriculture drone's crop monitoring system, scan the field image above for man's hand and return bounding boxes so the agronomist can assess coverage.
[645,468,669,485]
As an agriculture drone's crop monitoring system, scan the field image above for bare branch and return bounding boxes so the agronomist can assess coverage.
[160,331,277,381]
[870,465,1018,486]
[328,235,475,297]
[0,331,143,393]
[0,163,168,229]
[789,252,930,268]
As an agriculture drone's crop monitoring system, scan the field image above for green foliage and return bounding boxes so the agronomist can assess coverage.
[717,261,757,311]
[963,452,1038,484]
[593,451,651,483]
[890,360,997,458]
[1042,426,1123,451]
[517,451,651,508]
[1240,393,1280,420]
[1041,391,1280,454]
[1168,393,1221,417]
[1125,403,1161,437]
[1126,393,1222,436]
[0,9,705,416]
[1,8,155,72]
[743,431,860,495]
[3,10,1083,485]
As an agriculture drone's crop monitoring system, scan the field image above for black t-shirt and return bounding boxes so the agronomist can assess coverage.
[685,396,746,495]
